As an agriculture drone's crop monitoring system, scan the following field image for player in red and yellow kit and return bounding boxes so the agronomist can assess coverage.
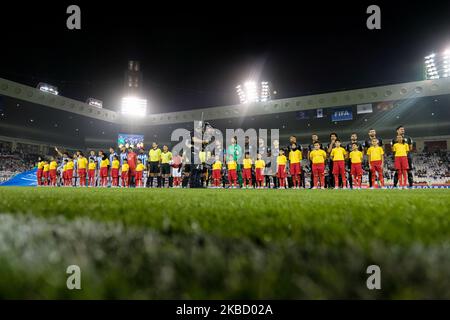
[212,155,223,188]
[276,149,288,188]
[99,155,110,187]
[242,152,253,188]
[330,139,348,189]
[288,144,302,189]
[227,155,238,188]
[349,143,363,189]
[65,158,74,186]
[37,158,44,186]
[366,138,385,188]
[309,142,327,189]
[121,159,130,188]
[392,135,410,188]
[49,157,58,187]
[135,159,146,188]
[88,159,96,187]
[255,154,266,188]
[111,155,120,187]
[42,161,49,186]
[77,153,88,187]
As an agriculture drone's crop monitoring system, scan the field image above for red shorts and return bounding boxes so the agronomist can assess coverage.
[78,168,86,177]
[111,168,119,178]
[66,169,73,179]
[100,167,108,177]
[242,168,252,180]
[277,165,286,178]
[42,171,49,179]
[290,162,301,175]
[332,160,345,175]
[135,171,143,179]
[351,163,363,176]
[212,169,221,179]
[129,168,136,177]
[370,160,383,173]
[37,169,43,179]
[88,169,95,178]
[228,169,237,181]
[49,169,57,179]
[312,163,325,175]
[394,156,409,170]
[255,168,264,181]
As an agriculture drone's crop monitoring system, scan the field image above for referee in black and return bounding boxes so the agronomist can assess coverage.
[391,125,414,187]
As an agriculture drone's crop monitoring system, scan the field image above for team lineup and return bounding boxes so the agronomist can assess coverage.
[35,125,414,190]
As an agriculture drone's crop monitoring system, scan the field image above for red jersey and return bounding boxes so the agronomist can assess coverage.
[127,152,137,169]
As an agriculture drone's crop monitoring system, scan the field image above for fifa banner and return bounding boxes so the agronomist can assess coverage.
[357,103,373,114]
[0,168,37,187]
[331,107,353,122]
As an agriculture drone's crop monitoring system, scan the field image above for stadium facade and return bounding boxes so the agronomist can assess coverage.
[0,76,450,153]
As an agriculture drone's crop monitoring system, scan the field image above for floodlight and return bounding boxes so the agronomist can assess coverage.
[86,98,103,108]
[37,82,58,95]
[424,50,450,79]
[121,96,147,116]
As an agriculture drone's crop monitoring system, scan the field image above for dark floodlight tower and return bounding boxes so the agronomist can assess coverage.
[121,60,147,116]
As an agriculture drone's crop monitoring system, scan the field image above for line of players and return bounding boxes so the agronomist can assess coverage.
[36,127,413,189]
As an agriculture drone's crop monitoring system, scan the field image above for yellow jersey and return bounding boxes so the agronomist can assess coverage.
[277,155,287,166]
[112,159,120,169]
[43,164,49,172]
[136,163,145,172]
[66,161,74,170]
[309,149,327,164]
[255,159,265,169]
[149,148,161,162]
[122,163,129,172]
[227,160,237,170]
[330,147,347,161]
[49,161,58,170]
[78,157,87,169]
[392,143,409,157]
[38,161,45,170]
[243,158,253,169]
[161,151,172,164]
[88,162,96,170]
[100,159,109,168]
[212,161,222,170]
[367,146,384,162]
[289,149,302,164]
[349,150,363,164]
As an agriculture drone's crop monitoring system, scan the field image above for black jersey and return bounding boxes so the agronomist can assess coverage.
[364,137,383,149]
[346,141,363,153]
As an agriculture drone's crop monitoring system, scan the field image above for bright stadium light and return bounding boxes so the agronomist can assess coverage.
[37,82,58,95]
[424,49,450,79]
[121,96,147,116]
[236,80,271,104]
[86,98,103,108]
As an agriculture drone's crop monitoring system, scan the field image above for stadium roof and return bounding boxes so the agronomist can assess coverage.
[1,76,450,125]
[1,77,450,149]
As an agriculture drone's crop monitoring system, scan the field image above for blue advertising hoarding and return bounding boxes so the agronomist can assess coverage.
[331,107,353,122]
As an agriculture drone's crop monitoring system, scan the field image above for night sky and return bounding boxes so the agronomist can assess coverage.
[1,1,450,114]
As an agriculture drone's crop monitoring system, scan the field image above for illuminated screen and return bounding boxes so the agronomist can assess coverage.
[118,133,144,149]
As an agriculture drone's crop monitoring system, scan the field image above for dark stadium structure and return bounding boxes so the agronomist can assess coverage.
[1,77,450,152]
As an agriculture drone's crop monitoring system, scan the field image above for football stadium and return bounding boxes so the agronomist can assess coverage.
[0,1,449,306]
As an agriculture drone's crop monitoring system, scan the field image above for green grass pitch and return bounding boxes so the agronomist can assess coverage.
[0,187,449,299]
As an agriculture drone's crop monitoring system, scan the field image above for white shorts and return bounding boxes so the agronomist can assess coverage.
[172,167,182,177]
